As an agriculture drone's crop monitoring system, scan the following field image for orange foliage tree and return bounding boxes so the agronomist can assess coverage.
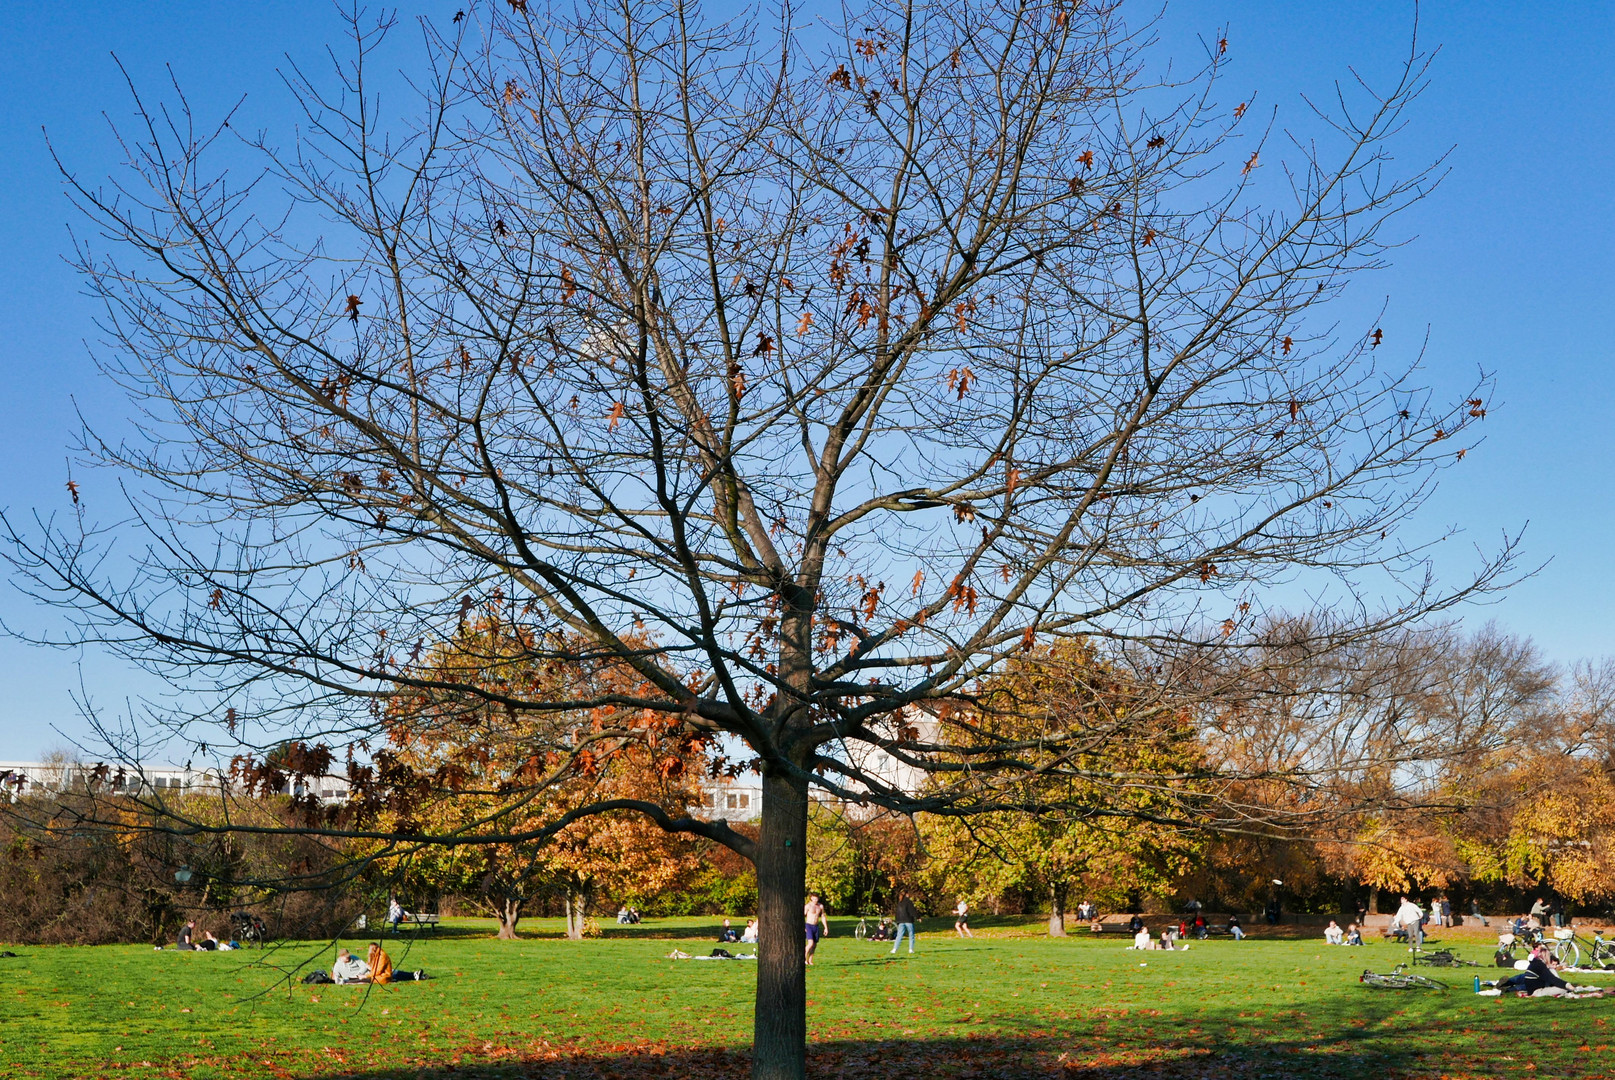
[386,621,706,938]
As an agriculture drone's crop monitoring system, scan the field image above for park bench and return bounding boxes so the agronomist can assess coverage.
[399,913,440,931]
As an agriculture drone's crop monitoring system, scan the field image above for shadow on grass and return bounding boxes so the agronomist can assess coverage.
[214,991,1607,1080]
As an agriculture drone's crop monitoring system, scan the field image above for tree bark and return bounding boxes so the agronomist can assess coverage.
[564,888,589,941]
[752,766,810,1080]
[1048,884,1067,937]
[496,896,521,940]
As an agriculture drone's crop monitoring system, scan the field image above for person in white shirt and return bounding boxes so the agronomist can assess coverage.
[1133,926,1153,950]
[1394,896,1425,951]
[1324,920,1344,945]
[332,947,372,984]
[954,899,973,938]
[741,918,759,943]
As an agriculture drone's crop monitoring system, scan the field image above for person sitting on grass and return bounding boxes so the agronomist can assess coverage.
[1345,923,1364,946]
[333,947,372,984]
[364,942,429,982]
[1131,925,1152,950]
[741,918,759,944]
[199,930,221,951]
[719,918,741,943]
[1227,913,1245,941]
[1325,920,1344,945]
[175,921,197,950]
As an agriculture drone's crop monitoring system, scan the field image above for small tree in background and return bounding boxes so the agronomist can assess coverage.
[918,640,1201,933]
[385,620,707,939]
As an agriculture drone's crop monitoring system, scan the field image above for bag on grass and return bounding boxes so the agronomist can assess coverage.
[302,970,335,984]
[710,948,734,959]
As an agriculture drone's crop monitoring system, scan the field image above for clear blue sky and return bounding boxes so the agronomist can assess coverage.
[0,2,1610,759]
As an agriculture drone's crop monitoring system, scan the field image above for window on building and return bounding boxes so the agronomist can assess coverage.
[739,793,750,809]
[726,793,738,809]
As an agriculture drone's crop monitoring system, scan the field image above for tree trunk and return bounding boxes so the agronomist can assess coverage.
[496,896,521,940]
[1368,887,1380,916]
[564,888,588,941]
[1048,884,1067,937]
[752,766,810,1080]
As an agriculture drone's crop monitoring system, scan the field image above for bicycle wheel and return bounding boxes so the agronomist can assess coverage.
[1555,939,1581,968]
[1359,971,1394,988]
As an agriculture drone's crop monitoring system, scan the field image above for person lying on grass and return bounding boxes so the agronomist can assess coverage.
[1485,945,1611,998]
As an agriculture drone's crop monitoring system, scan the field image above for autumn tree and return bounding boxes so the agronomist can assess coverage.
[919,640,1202,933]
[386,620,706,938]
[3,2,1514,1076]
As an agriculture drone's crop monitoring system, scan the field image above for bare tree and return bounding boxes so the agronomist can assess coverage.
[4,2,1515,1076]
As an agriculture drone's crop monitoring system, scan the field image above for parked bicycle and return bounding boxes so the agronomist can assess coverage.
[1410,947,1479,968]
[1547,928,1615,970]
[1495,927,1546,964]
[1360,965,1447,990]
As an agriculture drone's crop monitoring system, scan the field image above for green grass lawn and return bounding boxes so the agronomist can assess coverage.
[1,917,1611,1079]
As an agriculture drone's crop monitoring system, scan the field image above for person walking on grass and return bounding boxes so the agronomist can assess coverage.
[954,898,974,938]
[1395,895,1425,952]
[891,893,918,955]
[804,892,828,966]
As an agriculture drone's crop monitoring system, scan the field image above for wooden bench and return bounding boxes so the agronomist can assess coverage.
[398,913,440,931]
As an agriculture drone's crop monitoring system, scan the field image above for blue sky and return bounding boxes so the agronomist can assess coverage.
[0,1,1610,759]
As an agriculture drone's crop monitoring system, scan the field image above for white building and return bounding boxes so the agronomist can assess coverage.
[0,760,349,804]
[693,707,941,822]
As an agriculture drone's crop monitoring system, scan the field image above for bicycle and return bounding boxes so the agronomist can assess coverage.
[1495,927,1546,964]
[1410,947,1479,968]
[1360,965,1448,990]
[854,916,869,940]
[1548,928,1615,970]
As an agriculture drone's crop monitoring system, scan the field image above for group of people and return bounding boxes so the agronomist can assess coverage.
[332,942,429,984]
[172,921,234,951]
[799,890,963,963]
[717,917,758,944]
[1482,943,1611,999]
[1322,920,1365,946]
[615,906,644,925]
[1528,896,1569,928]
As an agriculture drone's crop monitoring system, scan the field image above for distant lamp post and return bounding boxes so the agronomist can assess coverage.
[174,866,194,885]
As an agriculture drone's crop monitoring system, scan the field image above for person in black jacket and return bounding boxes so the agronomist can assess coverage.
[1492,945,1569,996]
[891,894,918,955]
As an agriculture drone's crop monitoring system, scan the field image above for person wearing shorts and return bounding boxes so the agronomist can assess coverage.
[955,898,973,938]
[804,893,828,965]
